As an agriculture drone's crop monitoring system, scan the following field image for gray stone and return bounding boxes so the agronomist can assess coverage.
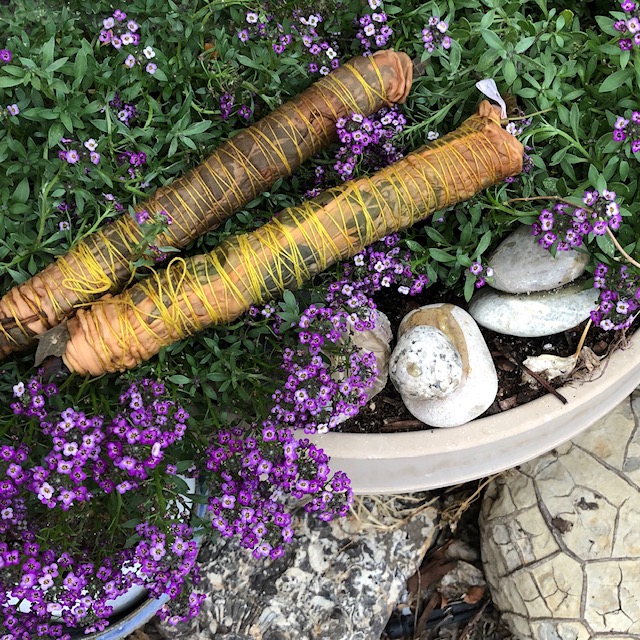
[389,325,462,400]
[394,304,497,428]
[488,224,589,293]
[154,496,438,640]
[334,310,392,427]
[350,310,392,400]
[468,283,598,337]
[479,391,640,639]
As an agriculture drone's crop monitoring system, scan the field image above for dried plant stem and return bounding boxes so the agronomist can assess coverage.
[574,318,592,361]
[606,227,640,269]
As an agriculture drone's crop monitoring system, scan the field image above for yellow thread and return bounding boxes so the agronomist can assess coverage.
[1,59,397,355]
[72,111,520,374]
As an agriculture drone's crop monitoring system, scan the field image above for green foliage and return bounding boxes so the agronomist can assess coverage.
[1,0,639,433]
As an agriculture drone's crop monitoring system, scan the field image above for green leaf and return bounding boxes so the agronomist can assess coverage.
[475,231,492,257]
[594,15,618,36]
[448,42,461,72]
[168,374,192,385]
[588,164,601,189]
[569,103,580,138]
[503,59,517,86]
[74,49,87,79]
[404,239,425,253]
[514,36,537,54]
[480,29,504,51]
[47,121,64,148]
[183,120,212,136]
[599,68,633,93]
[516,87,538,99]
[429,248,456,263]
[153,68,168,82]
[46,57,68,73]
[463,275,475,302]
[41,35,55,68]
[13,178,29,204]
[595,233,615,258]
[0,76,23,88]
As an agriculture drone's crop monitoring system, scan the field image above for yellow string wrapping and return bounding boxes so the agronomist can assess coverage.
[62,101,524,376]
[0,50,413,358]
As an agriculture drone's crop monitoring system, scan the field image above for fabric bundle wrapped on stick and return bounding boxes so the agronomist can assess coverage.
[58,101,524,376]
[0,50,413,359]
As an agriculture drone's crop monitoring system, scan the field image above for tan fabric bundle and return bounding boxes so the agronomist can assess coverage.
[59,101,523,376]
[0,50,413,359]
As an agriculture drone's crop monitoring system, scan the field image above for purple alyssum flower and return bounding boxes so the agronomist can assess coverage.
[613,1,640,49]
[612,109,640,154]
[531,190,624,252]
[2,378,203,636]
[590,262,640,331]
[421,15,452,52]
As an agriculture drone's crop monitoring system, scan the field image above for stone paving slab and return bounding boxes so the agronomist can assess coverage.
[480,388,640,640]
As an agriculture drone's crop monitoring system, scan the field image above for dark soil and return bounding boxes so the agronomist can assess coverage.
[338,285,629,434]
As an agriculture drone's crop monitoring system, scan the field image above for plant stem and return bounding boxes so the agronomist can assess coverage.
[504,107,554,122]
[606,227,640,269]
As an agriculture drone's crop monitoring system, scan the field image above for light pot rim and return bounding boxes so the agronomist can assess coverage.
[305,337,640,494]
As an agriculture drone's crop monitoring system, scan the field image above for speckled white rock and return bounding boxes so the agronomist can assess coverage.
[468,283,598,337]
[154,495,439,640]
[389,325,462,400]
[392,304,498,428]
[480,391,640,639]
[488,224,589,293]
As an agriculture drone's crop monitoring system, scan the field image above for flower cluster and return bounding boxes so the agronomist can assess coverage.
[468,261,494,288]
[220,92,234,120]
[341,233,430,297]
[1,378,202,637]
[2,103,18,118]
[133,209,174,263]
[109,92,138,127]
[531,190,622,251]
[98,10,158,74]
[271,295,379,434]
[591,263,640,331]
[117,148,147,180]
[614,1,640,50]
[57,137,101,166]
[206,429,352,558]
[355,0,393,54]
[239,10,340,76]
[333,107,406,181]
[421,16,452,52]
[0,48,11,64]
[248,235,427,439]
[612,111,640,154]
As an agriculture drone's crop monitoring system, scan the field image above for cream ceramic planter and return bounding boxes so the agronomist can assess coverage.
[309,339,640,494]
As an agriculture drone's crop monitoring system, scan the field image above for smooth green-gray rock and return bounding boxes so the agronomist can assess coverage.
[468,283,598,337]
[488,225,589,294]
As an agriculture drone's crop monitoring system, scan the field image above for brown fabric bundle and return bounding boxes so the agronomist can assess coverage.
[0,50,413,359]
[58,101,523,376]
